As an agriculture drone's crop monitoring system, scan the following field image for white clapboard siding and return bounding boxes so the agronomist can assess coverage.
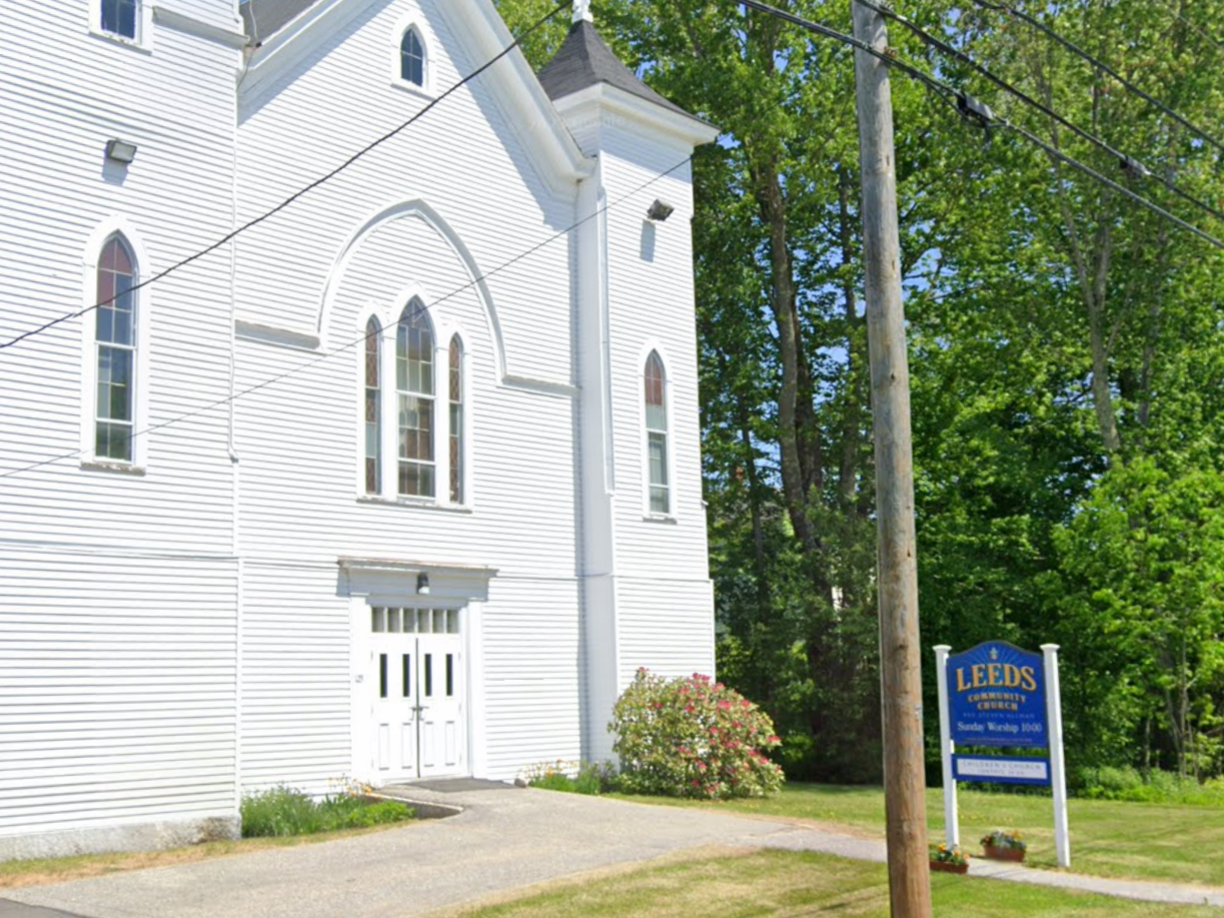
[0,0,239,558]
[0,0,241,850]
[617,578,717,685]
[235,0,575,385]
[479,577,584,779]
[239,564,353,794]
[0,551,238,838]
[602,140,712,585]
[0,0,717,849]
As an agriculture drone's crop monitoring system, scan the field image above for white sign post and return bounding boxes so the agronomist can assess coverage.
[933,644,958,849]
[1042,644,1071,868]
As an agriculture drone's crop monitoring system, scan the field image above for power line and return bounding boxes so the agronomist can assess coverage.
[969,0,1224,159]
[855,0,1224,226]
[736,0,961,112]
[735,0,1224,252]
[0,157,694,481]
[0,0,572,353]
[1000,118,1224,252]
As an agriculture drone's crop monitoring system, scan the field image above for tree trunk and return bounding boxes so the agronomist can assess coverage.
[735,386,769,621]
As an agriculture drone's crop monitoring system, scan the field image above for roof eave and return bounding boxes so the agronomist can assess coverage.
[240,0,595,193]
[553,83,721,149]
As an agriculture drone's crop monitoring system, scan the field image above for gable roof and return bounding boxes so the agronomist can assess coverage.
[537,20,696,121]
[240,0,317,43]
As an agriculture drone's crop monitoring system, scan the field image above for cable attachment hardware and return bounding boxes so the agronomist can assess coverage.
[957,92,996,124]
[1120,155,1152,179]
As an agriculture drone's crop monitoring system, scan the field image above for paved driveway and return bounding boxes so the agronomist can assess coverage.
[0,785,833,918]
[4,783,1223,918]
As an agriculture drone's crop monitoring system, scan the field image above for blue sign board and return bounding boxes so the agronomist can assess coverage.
[948,641,1047,748]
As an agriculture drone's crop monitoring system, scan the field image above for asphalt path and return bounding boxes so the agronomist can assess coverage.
[3,784,1223,917]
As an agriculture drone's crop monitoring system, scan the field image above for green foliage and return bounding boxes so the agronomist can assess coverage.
[521,760,616,795]
[610,669,784,799]
[493,0,1224,785]
[1076,767,1224,807]
[240,786,413,838]
[1052,460,1224,778]
[929,843,971,866]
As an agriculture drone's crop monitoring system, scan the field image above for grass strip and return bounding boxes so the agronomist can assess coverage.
[613,783,1224,887]
[449,849,1221,918]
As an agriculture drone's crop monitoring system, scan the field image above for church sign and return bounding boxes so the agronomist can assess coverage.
[948,641,1047,748]
[934,640,1072,868]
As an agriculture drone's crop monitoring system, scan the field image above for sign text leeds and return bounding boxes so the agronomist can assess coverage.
[948,640,1047,748]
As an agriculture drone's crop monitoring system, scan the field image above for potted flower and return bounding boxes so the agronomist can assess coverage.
[929,843,971,874]
[980,829,1027,862]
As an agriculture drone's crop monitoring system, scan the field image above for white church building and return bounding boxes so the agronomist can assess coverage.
[0,0,717,858]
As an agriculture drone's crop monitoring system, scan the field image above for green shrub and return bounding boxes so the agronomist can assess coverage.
[334,799,415,828]
[610,668,784,800]
[520,759,614,795]
[1076,767,1224,806]
[240,786,414,837]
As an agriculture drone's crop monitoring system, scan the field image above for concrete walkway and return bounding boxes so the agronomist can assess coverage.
[3,784,1223,918]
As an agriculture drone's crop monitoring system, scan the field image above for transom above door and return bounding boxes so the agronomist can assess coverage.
[364,605,466,782]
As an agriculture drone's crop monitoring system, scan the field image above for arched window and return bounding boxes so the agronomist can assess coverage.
[364,317,382,495]
[95,235,138,462]
[400,28,425,87]
[397,300,435,497]
[448,336,464,504]
[101,0,138,39]
[644,351,669,514]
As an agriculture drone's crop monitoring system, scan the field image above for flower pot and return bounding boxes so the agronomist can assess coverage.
[929,860,970,874]
[983,845,1025,862]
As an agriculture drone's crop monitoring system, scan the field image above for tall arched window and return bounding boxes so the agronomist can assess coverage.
[448,336,464,504]
[95,235,138,462]
[364,317,382,495]
[397,300,435,497]
[400,28,425,87]
[644,351,669,514]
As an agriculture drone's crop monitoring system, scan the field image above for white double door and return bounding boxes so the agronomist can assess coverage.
[365,606,466,781]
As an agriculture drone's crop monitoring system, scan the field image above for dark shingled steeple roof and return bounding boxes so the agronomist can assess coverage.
[537,19,697,121]
[240,0,319,43]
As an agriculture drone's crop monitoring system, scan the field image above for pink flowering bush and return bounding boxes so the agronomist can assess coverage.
[610,668,784,800]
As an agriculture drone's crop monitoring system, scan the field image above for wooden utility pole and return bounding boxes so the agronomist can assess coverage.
[851,2,933,916]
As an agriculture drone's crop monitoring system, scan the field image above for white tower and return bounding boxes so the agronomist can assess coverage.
[540,15,720,761]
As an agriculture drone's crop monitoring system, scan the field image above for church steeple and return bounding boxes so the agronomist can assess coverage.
[539,9,703,123]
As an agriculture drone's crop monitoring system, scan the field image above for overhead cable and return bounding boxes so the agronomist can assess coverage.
[969,0,1224,158]
[0,0,572,353]
[0,157,694,480]
[854,0,1224,225]
[736,0,962,112]
[736,0,1224,252]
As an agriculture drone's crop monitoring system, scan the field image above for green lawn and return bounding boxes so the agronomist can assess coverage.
[451,849,1219,918]
[612,784,1224,887]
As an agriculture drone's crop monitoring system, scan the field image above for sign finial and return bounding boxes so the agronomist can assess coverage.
[573,0,593,24]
